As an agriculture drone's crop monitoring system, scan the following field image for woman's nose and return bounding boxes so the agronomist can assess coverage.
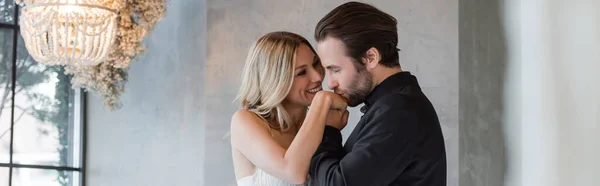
[309,68,323,82]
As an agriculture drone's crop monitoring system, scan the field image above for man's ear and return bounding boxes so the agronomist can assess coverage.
[363,47,381,69]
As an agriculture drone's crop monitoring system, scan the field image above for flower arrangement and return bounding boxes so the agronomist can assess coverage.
[67,0,167,110]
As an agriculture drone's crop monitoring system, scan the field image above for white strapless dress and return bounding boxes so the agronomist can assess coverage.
[237,169,310,186]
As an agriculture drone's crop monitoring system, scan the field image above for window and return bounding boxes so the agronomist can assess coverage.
[0,1,86,186]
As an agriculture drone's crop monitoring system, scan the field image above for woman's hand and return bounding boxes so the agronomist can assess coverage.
[313,91,349,130]
[326,109,349,130]
[315,91,348,110]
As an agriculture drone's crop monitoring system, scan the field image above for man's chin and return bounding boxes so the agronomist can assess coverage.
[338,93,362,107]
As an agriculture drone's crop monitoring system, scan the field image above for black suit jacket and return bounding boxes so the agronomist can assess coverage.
[310,72,447,186]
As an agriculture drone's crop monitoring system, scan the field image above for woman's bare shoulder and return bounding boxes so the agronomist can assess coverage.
[230,110,269,133]
[232,109,263,124]
[230,110,274,149]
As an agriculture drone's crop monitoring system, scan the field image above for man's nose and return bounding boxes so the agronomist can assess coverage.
[327,78,338,90]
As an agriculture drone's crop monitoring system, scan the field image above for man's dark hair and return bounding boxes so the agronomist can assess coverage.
[315,1,400,68]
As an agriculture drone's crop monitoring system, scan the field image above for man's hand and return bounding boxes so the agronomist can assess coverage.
[326,109,349,130]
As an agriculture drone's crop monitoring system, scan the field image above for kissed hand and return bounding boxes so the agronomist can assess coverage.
[316,91,348,110]
[314,91,349,129]
[326,109,349,130]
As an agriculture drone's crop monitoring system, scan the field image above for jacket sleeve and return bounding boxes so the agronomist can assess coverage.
[309,100,418,186]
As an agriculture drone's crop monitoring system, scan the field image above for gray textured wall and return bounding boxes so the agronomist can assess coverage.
[459,0,507,185]
[86,0,207,185]
[87,0,458,186]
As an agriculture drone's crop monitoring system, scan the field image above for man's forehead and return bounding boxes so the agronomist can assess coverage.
[317,37,345,51]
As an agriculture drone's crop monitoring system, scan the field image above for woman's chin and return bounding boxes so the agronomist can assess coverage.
[304,97,316,106]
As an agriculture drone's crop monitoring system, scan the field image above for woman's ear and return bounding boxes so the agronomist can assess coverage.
[364,47,381,69]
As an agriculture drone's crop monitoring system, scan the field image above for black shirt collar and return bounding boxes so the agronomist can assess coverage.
[360,71,420,113]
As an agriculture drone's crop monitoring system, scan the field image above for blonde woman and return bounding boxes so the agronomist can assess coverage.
[231,31,348,186]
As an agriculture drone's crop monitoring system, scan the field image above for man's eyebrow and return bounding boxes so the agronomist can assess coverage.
[326,65,340,70]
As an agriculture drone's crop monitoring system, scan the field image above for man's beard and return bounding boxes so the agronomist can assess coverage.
[336,69,373,107]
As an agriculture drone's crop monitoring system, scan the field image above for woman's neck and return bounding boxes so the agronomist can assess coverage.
[282,103,308,133]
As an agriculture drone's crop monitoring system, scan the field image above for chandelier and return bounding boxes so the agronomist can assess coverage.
[16,0,118,66]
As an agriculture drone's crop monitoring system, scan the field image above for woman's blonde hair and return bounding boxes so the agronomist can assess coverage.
[236,31,317,132]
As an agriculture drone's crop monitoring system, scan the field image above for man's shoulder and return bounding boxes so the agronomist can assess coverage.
[371,86,425,110]
[367,85,441,127]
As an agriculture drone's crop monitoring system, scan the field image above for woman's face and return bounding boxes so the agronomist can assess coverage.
[283,44,324,107]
